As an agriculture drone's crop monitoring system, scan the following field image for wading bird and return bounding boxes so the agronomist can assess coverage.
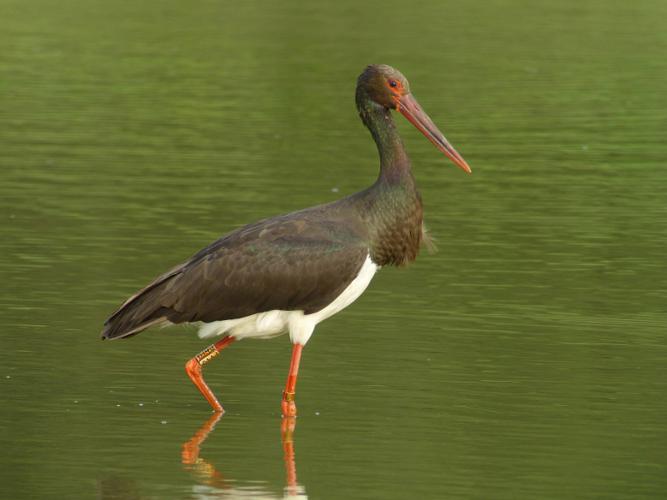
[102,64,471,416]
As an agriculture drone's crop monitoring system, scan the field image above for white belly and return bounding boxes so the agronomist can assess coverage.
[197,255,378,345]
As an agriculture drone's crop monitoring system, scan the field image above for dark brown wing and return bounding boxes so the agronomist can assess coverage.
[101,206,369,340]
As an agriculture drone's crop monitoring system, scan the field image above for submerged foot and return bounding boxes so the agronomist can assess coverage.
[281,397,297,417]
[185,358,224,412]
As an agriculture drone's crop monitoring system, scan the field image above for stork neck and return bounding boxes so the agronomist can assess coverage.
[359,102,411,180]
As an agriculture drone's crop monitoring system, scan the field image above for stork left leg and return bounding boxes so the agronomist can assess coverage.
[185,336,235,412]
[281,343,303,417]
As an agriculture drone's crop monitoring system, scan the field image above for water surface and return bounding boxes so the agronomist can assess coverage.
[1,0,666,498]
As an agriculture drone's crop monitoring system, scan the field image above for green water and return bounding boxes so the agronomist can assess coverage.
[1,0,666,498]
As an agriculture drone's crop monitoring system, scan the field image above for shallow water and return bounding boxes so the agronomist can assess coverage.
[1,0,666,498]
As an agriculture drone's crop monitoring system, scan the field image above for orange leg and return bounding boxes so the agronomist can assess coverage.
[281,417,298,490]
[281,343,303,417]
[185,336,235,412]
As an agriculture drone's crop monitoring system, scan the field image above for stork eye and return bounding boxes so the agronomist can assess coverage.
[389,80,398,88]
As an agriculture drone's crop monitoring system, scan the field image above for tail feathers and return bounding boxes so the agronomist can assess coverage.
[101,265,185,340]
[101,310,169,340]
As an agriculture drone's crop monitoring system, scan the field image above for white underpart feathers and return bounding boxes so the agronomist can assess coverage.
[197,255,378,345]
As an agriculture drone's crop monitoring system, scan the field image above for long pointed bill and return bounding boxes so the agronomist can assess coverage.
[397,93,471,173]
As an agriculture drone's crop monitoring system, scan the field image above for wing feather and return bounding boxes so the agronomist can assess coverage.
[101,207,369,340]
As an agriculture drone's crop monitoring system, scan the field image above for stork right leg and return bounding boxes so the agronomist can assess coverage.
[281,343,303,417]
[185,336,235,412]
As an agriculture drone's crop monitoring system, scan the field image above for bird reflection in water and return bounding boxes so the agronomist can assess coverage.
[182,413,307,499]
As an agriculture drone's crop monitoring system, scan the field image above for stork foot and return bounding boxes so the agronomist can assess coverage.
[184,337,235,412]
[185,357,224,413]
[281,390,297,417]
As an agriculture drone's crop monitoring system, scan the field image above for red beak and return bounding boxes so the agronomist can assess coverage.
[397,93,471,174]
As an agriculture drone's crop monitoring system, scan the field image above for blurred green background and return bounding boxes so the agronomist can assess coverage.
[1,0,666,498]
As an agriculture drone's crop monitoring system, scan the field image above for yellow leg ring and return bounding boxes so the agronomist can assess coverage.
[195,345,220,366]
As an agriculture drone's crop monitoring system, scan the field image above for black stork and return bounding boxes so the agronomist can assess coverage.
[101,64,471,416]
